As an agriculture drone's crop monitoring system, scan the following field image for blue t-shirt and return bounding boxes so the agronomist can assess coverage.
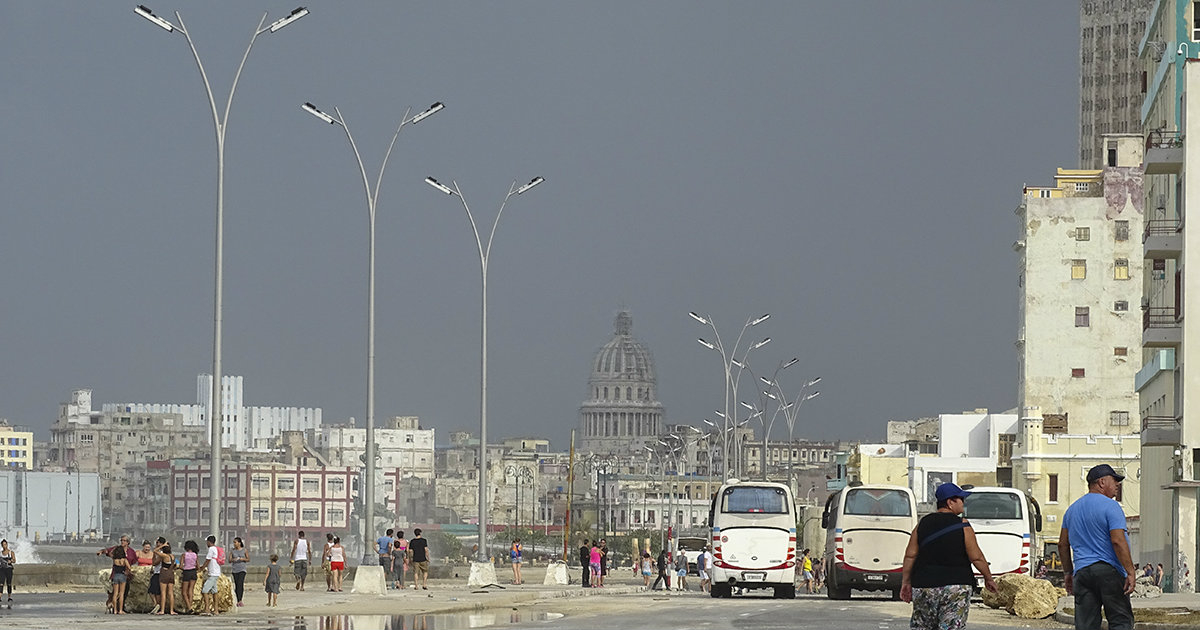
[377,536,393,556]
[1061,492,1129,577]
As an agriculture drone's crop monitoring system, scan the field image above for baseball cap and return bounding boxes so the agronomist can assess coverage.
[934,482,971,503]
[1086,464,1125,484]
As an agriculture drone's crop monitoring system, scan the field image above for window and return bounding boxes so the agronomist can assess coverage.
[1075,307,1090,327]
[277,477,295,491]
[963,493,1022,519]
[1114,259,1129,280]
[301,478,320,493]
[1115,220,1129,241]
[1114,347,1128,356]
[1072,368,1086,378]
[1074,183,1090,193]
[175,476,186,491]
[301,508,320,522]
[251,476,270,491]
[1072,259,1086,280]
[175,507,185,522]
[843,488,912,517]
[277,507,294,523]
[1194,1,1200,40]
[188,506,199,520]
[1048,474,1059,503]
[327,508,344,523]
[1110,411,1131,426]
[252,507,270,523]
[1076,226,1090,240]
[1114,300,1128,312]
[327,478,345,493]
[1039,189,1052,198]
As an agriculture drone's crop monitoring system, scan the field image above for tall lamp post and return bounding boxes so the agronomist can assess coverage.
[135,5,309,541]
[426,176,545,562]
[762,376,822,494]
[689,312,771,479]
[301,100,443,561]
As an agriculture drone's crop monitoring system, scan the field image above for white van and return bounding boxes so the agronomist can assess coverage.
[821,483,917,600]
[708,479,798,598]
[961,486,1042,584]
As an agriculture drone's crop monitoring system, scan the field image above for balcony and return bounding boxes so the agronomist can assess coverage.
[1143,306,1182,347]
[1141,415,1181,446]
[1144,130,1184,175]
[1144,217,1182,259]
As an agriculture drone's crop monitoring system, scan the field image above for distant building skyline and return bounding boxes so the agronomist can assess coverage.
[1078,0,1152,168]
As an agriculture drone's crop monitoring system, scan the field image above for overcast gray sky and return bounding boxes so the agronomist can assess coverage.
[0,2,1079,447]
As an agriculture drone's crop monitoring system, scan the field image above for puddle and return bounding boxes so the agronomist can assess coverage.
[265,611,564,630]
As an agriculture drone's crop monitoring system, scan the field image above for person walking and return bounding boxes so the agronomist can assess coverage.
[1060,464,1136,630]
[230,537,249,608]
[200,535,221,616]
[900,483,997,630]
[264,554,281,607]
[674,548,688,591]
[322,533,334,592]
[179,540,199,614]
[578,539,591,588]
[510,538,523,585]
[155,543,177,615]
[391,530,409,589]
[376,528,394,584]
[652,548,672,591]
[640,552,654,588]
[800,549,815,593]
[290,531,310,591]
[408,528,430,590]
[698,545,711,593]
[329,536,346,592]
[588,542,602,588]
[0,540,15,607]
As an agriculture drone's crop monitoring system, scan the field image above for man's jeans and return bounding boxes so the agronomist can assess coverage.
[1073,562,1133,630]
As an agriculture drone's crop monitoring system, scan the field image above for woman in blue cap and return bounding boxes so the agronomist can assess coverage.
[899,482,997,630]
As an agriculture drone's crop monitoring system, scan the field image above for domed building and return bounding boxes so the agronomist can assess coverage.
[578,311,665,454]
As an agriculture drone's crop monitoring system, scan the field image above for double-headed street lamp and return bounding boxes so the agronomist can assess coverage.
[135,5,309,541]
[301,100,442,561]
[762,376,822,494]
[689,312,771,479]
[425,176,545,562]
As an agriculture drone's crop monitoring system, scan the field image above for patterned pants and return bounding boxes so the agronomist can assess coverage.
[910,584,972,630]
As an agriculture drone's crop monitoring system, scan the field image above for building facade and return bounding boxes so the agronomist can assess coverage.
[0,422,34,470]
[315,416,436,481]
[1013,135,1145,548]
[578,311,665,455]
[1079,0,1154,168]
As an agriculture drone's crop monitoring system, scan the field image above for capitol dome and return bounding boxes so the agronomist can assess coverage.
[578,311,665,454]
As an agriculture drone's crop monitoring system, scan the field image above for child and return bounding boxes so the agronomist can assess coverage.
[264,554,281,607]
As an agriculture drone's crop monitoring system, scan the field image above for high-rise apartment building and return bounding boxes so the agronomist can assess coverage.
[1013,134,1145,546]
[1079,0,1153,168]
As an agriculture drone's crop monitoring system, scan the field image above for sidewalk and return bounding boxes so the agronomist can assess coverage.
[1054,592,1200,629]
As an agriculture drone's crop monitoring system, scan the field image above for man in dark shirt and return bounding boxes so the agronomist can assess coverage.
[407,528,430,590]
[652,549,672,590]
[578,539,590,587]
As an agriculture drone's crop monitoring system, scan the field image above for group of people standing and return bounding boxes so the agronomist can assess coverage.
[99,534,241,616]
[577,538,610,587]
[371,528,430,591]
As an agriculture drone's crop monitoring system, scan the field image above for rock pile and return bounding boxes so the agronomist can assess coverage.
[981,573,1066,619]
[97,568,234,614]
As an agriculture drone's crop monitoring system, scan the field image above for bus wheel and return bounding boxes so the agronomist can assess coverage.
[712,583,733,598]
[773,584,795,599]
[891,589,901,601]
[826,576,850,600]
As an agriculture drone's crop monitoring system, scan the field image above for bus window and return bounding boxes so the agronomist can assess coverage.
[963,493,1021,519]
[721,486,788,514]
[843,488,912,517]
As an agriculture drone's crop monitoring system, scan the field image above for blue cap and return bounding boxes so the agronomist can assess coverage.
[935,482,971,503]
[1086,464,1125,484]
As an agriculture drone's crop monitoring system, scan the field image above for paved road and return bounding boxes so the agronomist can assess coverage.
[0,590,1064,630]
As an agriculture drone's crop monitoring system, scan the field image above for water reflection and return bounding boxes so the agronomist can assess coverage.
[286,611,564,630]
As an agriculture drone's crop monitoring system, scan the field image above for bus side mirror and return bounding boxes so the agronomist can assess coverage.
[1035,514,1042,532]
[821,512,829,529]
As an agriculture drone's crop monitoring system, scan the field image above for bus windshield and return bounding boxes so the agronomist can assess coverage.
[843,488,912,517]
[721,486,788,514]
[963,492,1022,520]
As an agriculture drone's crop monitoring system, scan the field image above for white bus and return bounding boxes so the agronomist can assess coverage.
[708,479,798,599]
[821,483,917,600]
[961,486,1042,584]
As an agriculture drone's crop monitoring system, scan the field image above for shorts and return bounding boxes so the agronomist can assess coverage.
[112,572,128,585]
[677,569,687,577]
[414,560,430,576]
[182,568,198,582]
[202,576,219,594]
[803,570,814,580]
[699,570,709,580]
[511,557,522,564]
[642,570,652,577]
[293,560,308,578]
[330,561,344,571]
[323,561,331,576]
[148,573,161,595]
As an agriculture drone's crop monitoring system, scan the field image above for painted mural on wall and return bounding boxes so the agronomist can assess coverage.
[1103,166,1144,218]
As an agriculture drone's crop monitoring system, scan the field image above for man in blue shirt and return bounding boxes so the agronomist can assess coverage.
[1060,464,1136,630]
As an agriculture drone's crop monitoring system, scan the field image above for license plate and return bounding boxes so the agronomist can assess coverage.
[742,572,767,581]
[865,574,886,582]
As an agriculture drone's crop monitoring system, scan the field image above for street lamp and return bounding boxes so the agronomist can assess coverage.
[734,357,799,480]
[762,376,822,495]
[690,311,771,479]
[302,100,442,562]
[426,176,545,562]
[135,4,309,541]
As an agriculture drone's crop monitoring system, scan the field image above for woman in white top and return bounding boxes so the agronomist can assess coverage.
[328,537,346,592]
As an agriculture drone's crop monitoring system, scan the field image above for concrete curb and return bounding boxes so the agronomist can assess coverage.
[1054,596,1193,630]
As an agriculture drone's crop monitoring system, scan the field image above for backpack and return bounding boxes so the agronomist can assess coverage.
[216,546,227,566]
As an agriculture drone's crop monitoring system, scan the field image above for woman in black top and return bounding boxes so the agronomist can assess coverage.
[900,483,996,630]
